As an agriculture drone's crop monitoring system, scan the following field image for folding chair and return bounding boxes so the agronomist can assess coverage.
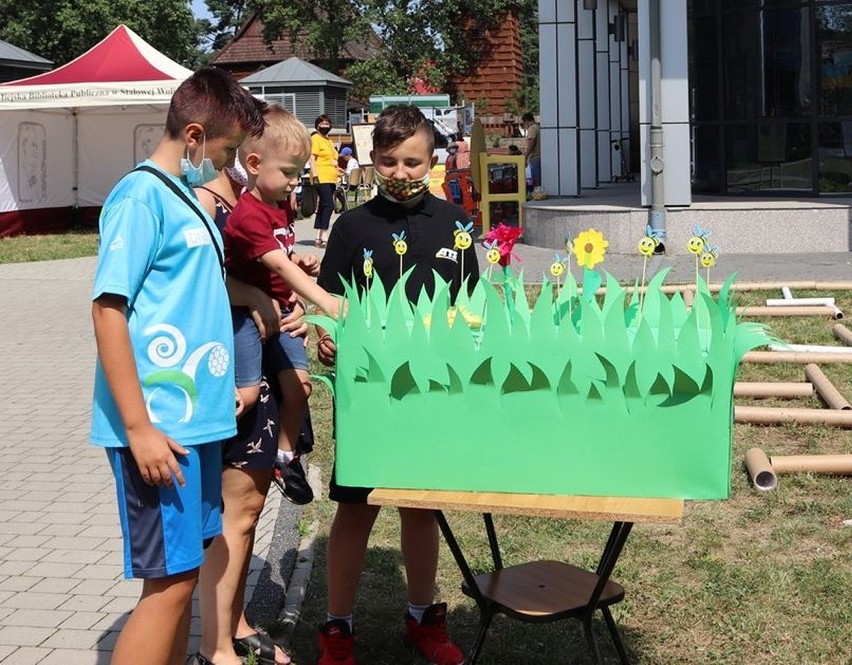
[347,167,362,205]
[358,166,375,202]
[441,513,631,665]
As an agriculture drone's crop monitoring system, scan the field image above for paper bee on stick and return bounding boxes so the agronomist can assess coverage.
[549,253,568,297]
[391,231,407,279]
[453,220,474,281]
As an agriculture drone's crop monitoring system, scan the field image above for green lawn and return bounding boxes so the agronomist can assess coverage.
[0,230,99,264]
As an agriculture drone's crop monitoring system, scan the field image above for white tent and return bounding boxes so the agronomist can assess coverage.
[0,25,191,236]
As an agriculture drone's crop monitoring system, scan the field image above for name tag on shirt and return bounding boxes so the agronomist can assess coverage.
[184,228,212,248]
[436,247,458,263]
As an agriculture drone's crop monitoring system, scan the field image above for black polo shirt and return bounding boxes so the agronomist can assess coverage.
[318,193,480,302]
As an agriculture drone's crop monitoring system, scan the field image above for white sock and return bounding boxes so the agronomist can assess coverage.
[407,603,431,624]
[326,613,353,631]
[277,449,295,465]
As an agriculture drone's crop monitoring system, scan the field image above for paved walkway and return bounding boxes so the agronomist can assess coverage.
[0,231,848,663]
[0,257,283,664]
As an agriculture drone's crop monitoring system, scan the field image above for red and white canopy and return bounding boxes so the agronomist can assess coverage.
[0,25,191,110]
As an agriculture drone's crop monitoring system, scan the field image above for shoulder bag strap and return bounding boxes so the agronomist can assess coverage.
[196,185,236,214]
[133,165,226,280]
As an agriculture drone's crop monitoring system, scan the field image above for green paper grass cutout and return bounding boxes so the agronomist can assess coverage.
[310,269,773,499]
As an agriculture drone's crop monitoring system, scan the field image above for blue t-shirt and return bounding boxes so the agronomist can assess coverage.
[90,161,237,447]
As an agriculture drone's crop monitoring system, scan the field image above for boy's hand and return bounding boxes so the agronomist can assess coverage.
[249,297,281,343]
[235,388,245,418]
[299,254,320,277]
[317,333,336,367]
[281,301,309,338]
[127,424,188,488]
[322,295,347,319]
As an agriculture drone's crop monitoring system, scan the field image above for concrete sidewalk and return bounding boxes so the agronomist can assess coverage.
[0,235,848,663]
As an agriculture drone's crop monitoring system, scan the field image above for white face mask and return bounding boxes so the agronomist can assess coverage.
[225,160,248,189]
[181,136,217,186]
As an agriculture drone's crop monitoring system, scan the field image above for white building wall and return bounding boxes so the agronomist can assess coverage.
[539,0,578,196]
[596,2,612,183]
[539,0,635,197]
[578,8,596,190]
[538,0,690,203]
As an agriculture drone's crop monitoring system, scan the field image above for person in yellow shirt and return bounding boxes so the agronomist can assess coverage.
[310,114,339,247]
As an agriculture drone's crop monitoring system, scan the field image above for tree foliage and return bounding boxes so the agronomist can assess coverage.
[210,0,538,105]
[198,0,252,53]
[0,0,203,68]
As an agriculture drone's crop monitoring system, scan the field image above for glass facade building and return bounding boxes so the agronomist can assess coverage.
[691,1,852,195]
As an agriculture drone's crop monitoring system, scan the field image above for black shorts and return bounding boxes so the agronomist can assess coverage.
[328,462,372,503]
[222,379,278,471]
[222,378,315,471]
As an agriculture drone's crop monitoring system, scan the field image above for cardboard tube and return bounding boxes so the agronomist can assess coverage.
[618,281,852,295]
[720,281,852,292]
[781,286,794,300]
[744,351,852,365]
[734,382,814,399]
[745,448,778,491]
[770,454,852,475]
[736,305,839,318]
[765,297,836,307]
[682,289,694,309]
[832,324,852,347]
[804,364,852,410]
[769,344,852,354]
[735,405,852,427]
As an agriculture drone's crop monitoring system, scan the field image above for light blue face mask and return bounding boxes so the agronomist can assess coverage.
[181,136,217,186]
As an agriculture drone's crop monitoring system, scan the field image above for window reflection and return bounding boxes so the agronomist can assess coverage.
[817,6,852,116]
[726,123,811,193]
[690,1,852,194]
[818,121,852,192]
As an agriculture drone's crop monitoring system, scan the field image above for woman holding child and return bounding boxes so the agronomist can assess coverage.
[194,163,299,665]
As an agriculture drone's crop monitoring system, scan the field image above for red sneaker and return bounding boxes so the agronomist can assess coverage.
[404,603,465,665]
[317,619,356,665]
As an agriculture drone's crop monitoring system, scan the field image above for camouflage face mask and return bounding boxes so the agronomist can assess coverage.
[374,169,431,203]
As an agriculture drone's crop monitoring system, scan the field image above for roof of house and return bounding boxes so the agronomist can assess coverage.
[0,39,52,67]
[240,56,351,87]
[211,12,380,66]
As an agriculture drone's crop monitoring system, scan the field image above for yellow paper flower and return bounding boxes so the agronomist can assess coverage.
[572,228,609,269]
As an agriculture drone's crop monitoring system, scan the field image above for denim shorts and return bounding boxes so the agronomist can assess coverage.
[232,307,262,388]
[265,324,310,374]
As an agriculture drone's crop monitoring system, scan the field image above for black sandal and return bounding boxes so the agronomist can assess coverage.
[233,632,290,665]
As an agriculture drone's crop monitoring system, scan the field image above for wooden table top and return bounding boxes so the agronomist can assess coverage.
[368,488,684,524]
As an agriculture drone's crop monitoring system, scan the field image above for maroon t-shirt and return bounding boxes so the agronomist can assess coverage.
[223,191,295,305]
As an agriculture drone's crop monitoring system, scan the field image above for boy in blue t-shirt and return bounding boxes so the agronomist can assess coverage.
[90,67,265,665]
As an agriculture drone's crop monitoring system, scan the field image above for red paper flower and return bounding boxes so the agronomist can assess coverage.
[484,224,523,267]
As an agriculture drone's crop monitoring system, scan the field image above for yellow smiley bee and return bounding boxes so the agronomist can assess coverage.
[638,236,657,257]
[362,249,373,278]
[700,246,719,268]
[687,225,710,255]
[687,236,705,254]
[549,253,566,277]
[483,240,500,264]
[392,231,408,256]
[453,220,474,250]
[638,225,663,257]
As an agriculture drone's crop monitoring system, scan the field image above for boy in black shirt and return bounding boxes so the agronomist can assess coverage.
[315,105,478,665]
